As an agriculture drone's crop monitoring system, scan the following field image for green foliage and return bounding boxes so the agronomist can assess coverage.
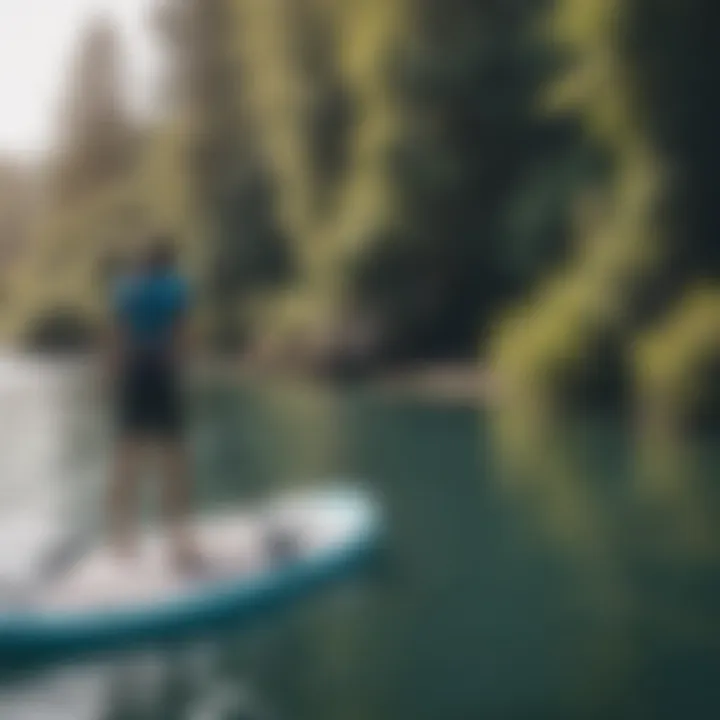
[491,0,719,421]
[232,0,575,361]
[0,17,143,344]
[635,286,720,430]
[0,0,716,431]
[159,0,292,346]
[22,307,99,351]
[5,179,142,340]
[1,0,575,364]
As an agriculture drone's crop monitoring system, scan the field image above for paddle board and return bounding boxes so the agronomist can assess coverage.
[0,484,382,661]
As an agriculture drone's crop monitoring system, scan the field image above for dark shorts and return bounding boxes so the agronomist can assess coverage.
[116,355,185,439]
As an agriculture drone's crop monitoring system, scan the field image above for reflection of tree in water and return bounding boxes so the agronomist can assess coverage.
[490,406,641,717]
[491,406,720,716]
[257,379,349,488]
[189,376,348,506]
[634,429,719,562]
[0,641,272,720]
[230,587,375,720]
[632,432,720,647]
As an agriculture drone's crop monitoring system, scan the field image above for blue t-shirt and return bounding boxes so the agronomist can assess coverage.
[113,271,190,352]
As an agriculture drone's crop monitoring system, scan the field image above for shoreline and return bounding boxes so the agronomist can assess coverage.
[1,349,495,406]
[230,358,497,406]
[369,362,497,406]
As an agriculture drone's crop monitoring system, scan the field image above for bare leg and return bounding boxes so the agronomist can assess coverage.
[109,439,142,556]
[159,441,200,571]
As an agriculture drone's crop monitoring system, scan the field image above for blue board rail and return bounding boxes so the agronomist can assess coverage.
[0,487,383,665]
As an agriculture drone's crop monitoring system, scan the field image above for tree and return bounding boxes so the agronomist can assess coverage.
[230,0,570,365]
[50,16,137,204]
[347,0,571,359]
[0,160,37,271]
[491,0,719,425]
[155,0,290,349]
[1,17,140,347]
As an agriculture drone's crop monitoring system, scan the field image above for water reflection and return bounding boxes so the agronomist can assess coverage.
[254,379,348,487]
[2,356,720,719]
[191,377,348,506]
[0,356,103,593]
[634,429,720,563]
[490,407,637,717]
[490,405,720,718]
[0,642,270,720]
[632,432,720,656]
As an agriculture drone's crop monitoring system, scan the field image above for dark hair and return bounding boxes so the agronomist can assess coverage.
[145,235,177,273]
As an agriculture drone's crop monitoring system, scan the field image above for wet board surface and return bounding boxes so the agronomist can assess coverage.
[0,485,381,659]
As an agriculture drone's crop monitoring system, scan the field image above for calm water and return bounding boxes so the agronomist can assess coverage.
[1,356,719,719]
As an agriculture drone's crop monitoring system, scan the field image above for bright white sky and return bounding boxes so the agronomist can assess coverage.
[0,0,159,158]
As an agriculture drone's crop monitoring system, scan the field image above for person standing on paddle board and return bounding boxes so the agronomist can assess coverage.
[107,236,200,572]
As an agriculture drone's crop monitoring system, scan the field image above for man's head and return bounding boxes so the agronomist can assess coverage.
[143,234,177,274]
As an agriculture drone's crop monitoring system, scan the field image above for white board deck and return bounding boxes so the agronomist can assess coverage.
[39,487,374,614]
[0,485,380,658]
